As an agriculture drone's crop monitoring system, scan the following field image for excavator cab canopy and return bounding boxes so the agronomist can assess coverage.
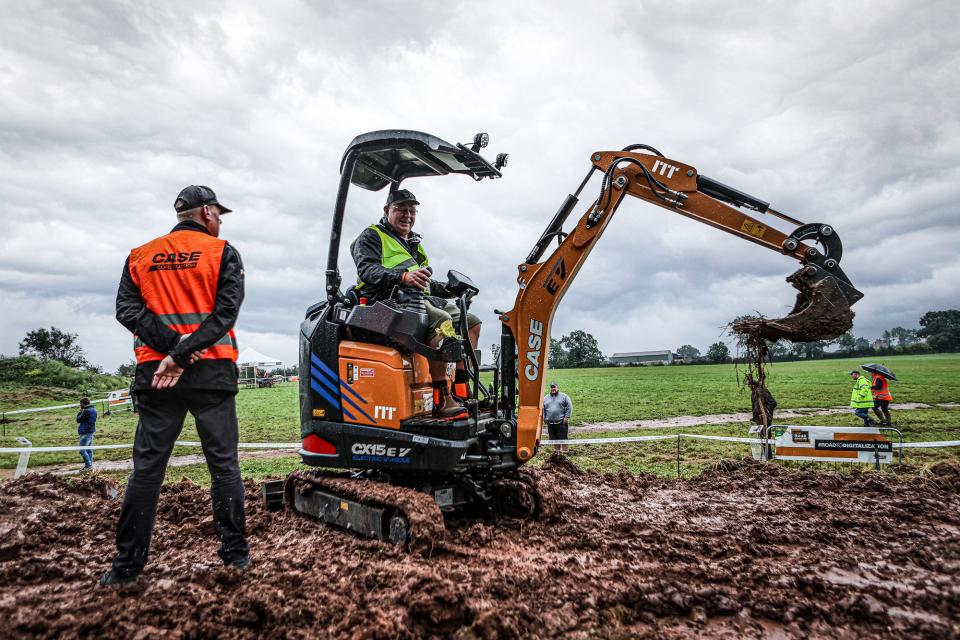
[341,130,505,191]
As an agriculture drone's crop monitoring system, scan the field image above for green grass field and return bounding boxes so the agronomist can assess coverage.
[2,353,958,478]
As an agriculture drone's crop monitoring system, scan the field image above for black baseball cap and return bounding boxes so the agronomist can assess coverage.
[385,189,419,207]
[174,185,232,214]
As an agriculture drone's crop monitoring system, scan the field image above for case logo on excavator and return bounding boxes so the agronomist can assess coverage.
[651,159,680,179]
[524,319,544,381]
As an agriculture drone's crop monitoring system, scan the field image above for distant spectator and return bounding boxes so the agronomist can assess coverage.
[849,371,875,427]
[543,381,573,453]
[76,398,97,471]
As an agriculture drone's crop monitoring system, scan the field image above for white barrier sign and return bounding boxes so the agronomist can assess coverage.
[107,388,131,407]
[773,426,893,464]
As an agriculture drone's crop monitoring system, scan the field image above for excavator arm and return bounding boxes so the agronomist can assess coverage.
[499,146,863,462]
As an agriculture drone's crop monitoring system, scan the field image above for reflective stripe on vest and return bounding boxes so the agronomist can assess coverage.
[356,225,430,294]
[128,230,238,364]
[872,373,892,401]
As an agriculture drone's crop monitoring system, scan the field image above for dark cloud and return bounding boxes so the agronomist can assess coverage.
[1,1,957,370]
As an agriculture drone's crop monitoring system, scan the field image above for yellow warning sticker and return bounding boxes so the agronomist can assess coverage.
[340,501,349,511]
[741,219,767,238]
[312,408,326,418]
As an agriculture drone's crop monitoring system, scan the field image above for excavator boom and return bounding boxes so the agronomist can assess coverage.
[500,146,863,461]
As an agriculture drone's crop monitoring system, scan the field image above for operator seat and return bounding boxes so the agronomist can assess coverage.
[341,298,459,362]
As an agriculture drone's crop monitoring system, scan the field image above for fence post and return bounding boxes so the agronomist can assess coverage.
[14,437,32,479]
[676,434,681,479]
[2,412,6,437]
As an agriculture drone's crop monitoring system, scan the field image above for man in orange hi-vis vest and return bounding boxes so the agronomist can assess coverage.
[102,185,248,587]
[871,371,893,425]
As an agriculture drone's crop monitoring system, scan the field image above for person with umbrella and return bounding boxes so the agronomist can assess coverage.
[849,370,875,427]
[863,364,895,425]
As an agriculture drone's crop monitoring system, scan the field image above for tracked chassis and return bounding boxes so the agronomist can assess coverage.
[263,468,541,548]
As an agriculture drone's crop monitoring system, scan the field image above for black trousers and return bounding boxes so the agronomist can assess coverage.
[547,422,569,440]
[111,388,248,575]
[873,399,891,423]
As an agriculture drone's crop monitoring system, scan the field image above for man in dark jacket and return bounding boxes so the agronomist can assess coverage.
[351,189,481,417]
[76,397,97,471]
[102,185,248,587]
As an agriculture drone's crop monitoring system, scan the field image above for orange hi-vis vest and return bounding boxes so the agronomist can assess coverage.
[872,373,892,401]
[127,230,239,364]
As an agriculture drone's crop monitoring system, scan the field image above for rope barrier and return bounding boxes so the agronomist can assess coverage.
[1,399,131,417]
[4,435,959,456]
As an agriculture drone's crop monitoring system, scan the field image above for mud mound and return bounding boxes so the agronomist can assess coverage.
[1,464,959,639]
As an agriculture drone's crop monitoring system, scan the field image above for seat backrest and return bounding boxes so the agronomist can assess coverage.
[343,301,456,362]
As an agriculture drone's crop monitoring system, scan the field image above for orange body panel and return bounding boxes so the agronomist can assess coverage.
[338,341,433,429]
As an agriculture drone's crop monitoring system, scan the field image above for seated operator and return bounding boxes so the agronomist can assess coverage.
[351,188,481,418]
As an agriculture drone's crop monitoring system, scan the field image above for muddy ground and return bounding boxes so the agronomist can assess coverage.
[1,457,958,639]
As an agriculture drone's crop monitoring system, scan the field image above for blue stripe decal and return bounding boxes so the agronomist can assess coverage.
[310,378,340,410]
[311,363,339,390]
[311,354,340,384]
[341,391,375,423]
[308,352,361,422]
[339,380,368,405]
[310,367,340,397]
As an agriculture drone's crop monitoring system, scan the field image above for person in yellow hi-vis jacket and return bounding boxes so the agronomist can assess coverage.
[849,370,875,427]
[351,189,481,417]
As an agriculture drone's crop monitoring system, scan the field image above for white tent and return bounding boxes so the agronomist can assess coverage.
[237,347,283,385]
[237,347,283,369]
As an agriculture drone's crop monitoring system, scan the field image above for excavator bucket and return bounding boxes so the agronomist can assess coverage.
[734,266,861,343]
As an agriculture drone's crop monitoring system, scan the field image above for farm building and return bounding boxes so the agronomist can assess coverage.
[609,350,680,365]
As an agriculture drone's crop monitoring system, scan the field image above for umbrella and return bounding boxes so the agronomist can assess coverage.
[861,363,897,381]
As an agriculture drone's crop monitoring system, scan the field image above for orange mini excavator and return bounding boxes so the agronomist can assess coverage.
[262,130,863,544]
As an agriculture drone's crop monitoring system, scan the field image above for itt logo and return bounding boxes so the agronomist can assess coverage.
[651,159,679,179]
[374,405,397,420]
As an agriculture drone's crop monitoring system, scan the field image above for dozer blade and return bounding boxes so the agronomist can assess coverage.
[281,470,445,552]
[734,266,860,342]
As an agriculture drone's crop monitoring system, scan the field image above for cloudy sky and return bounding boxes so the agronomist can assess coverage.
[1,0,957,371]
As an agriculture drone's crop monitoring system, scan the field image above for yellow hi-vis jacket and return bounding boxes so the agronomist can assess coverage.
[850,376,874,408]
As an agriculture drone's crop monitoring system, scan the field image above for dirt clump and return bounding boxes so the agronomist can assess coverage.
[1,458,959,639]
[734,269,856,343]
